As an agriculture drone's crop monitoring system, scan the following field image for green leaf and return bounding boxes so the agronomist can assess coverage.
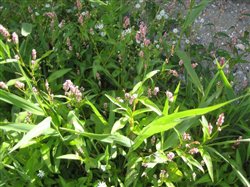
[61,128,133,147]
[21,23,33,36]
[57,154,83,161]
[167,162,183,182]
[215,59,235,99]
[182,0,211,31]
[0,122,56,135]
[68,111,85,132]
[176,50,203,93]
[0,89,44,116]
[9,117,51,153]
[47,68,72,83]
[200,148,214,182]
[7,77,26,86]
[111,116,129,133]
[0,59,18,64]
[36,50,53,63]
[85,100,108,126]
[89,0,107,5]
[131,98,238,151]
[138,96,162,116]
[131,70,159,94]
[208,147,250,187]
[200,116,210,143]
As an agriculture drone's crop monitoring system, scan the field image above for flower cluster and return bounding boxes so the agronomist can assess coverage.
[0,81,8,90]
[15,81,25,89]
[135,22,150,47]
[0,24,10,39]
[12,32,19,44]
[165,90,174,102]
[63,80,83,101]
[156,9,169,21]
[216,113,225,131]
[124,92,138,105]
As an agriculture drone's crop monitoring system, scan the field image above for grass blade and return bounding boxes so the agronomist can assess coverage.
[0,89,44,116]
[176,50,203,94]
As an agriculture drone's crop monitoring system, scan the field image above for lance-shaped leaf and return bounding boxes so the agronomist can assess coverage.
[0,89,44,116]
[131,98,238,151]
[9,117,51,153]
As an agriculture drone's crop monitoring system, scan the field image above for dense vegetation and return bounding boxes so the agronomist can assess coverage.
[0,0,249,186]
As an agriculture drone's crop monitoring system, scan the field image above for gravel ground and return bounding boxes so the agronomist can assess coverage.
[192,0,250,92]
[158,0,250,93]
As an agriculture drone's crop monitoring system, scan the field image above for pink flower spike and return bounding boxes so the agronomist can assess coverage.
[123,16,130,29]
[189,148,199,155]
[12,32,19,44]
[32,49,37,60]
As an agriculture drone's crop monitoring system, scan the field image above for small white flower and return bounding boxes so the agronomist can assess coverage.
[156,44,160,49]
[159,10,166,16]
[95,23,104,30]
[81,11,87,16]
[164,14,169,19]
[100,31,106,37]
[100,165,106,171]
[35,12,40,16]
[97,181,107,187]
[135,3,141,9]
[37,170,45,178]
[45,4,51,8]
[156,14,162,20]
[139,0,144,3]
[173,28,178,34]
[185,39,190,44]
[200,18,204,23]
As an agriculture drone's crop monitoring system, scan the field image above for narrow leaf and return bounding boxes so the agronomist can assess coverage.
[10,117,51,153]
[47,68,72,83]
[0,89,44,116]
[176,50,203,93]
[132,98,239,151]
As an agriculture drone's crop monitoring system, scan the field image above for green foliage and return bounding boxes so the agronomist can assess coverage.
[0,0,249,186]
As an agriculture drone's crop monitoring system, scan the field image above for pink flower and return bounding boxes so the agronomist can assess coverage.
[12,32,19,44]
[179,60,184,66]
[139,22,147,38]
[15,81,25,89]
[123,16,130,29]
[153,87,159,96]
[0,81,8,90]
[189,148,199,155]
[143,39,150,46]
[167,152,175,161]
[135,32,141,43]
[78,14,84,25]
[139,50,144,57]
[169,69,178,77]
[76,0,82,10]
[32,49,37,60]
[63,80,82,101]
[219,57,225,66]
[0,24,10,39]
[165,90,174,102]
[208,123,213,134]
[192,63,198,69]
[216,113,225,131]
[183,132,191,141]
